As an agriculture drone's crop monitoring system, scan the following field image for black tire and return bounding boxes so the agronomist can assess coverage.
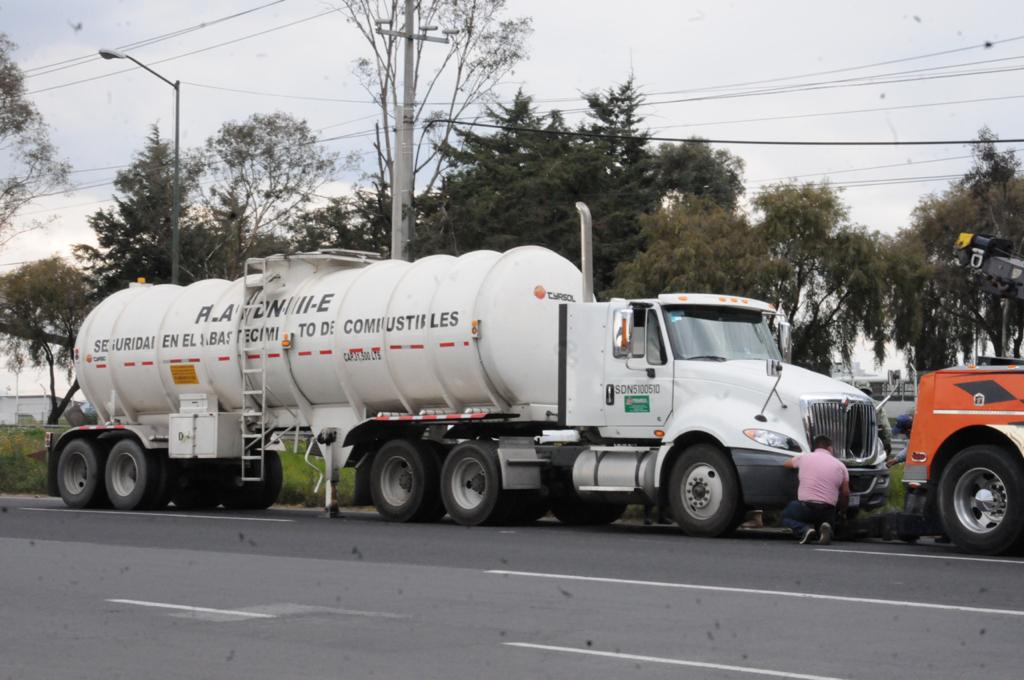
[104,439,164,511]
[506,493,550,525]
[150,457,178,510]
[550,499,626,526]
[938,444,1024,555]
[56,438,109,509]
[370,440,443,522]
[440,440,512,526]
[668,443,743,537]
[172,470,222,510]
[222,452,284,510]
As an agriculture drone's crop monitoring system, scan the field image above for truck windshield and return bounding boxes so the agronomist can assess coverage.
[663,306,782,362]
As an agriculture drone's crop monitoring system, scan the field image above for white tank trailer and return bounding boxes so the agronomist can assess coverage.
[49,240,890,532]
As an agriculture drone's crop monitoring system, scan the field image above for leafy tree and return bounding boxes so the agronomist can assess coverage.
[652,139,745,209]
[201,112,338,278]
[74,126,205,297]
[0,34,69,246]
[287,180,390,256]
[753,183,887,372]
[0,258,90,423]
[614,196,764,297]
[614,183,888,373]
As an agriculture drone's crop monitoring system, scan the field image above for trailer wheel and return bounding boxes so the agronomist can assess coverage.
[172,471,222,510]
[56,438,109,509]
[668,443,743,537]
[370,440,443,523]
[550,499,626,526]
[938,445,1024,555]
[150,456,177,511]
[440,440,511,526]
[104,439,163,511]
[222,452,284,510]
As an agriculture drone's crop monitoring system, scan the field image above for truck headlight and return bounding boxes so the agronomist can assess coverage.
[743,429,802,452]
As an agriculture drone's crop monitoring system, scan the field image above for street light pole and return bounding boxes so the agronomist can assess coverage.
[377,4,455,261]
[99,48,181,284]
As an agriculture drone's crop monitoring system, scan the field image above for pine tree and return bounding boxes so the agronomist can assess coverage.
[74,126,203,297]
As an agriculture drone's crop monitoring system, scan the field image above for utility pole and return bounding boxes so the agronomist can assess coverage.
[99,49,181,283]
[377,2,455,261]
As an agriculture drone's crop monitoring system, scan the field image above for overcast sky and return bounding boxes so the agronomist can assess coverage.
[2,0,1023,397]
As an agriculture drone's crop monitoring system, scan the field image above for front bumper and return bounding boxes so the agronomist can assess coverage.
[848,465,889,511]
[731,448,890,509]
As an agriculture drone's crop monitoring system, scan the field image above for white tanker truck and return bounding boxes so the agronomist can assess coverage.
[47,241,889,534]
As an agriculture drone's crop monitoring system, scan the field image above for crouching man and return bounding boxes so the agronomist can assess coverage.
[781,435,849,545]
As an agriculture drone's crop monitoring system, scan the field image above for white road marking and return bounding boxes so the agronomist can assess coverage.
[247,603,411,619]
[816,547,1024,565]
[107,599,276,619]
[488,569,1024,617]
[504,642,846,680]
[19,507,293,522]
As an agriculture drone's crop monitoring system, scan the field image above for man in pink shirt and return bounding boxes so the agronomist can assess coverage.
[781,435,850,545]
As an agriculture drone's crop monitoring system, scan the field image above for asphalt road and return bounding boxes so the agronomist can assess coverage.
[1,495,1021,680]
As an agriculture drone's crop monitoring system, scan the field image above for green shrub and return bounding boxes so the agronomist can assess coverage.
[0,427,49,494]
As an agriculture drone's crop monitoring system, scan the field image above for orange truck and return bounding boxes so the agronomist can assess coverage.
[895,233,1024,555]
[901,364,1024,554]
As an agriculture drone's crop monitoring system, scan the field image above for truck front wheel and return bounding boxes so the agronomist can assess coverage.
[938,445,1024,555]
[370,439,444,523]
[668,443,743,537]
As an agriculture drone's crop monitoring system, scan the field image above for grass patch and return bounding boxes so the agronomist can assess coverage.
[278,451,355,507]
[0,427,49,495]
[886,463,904,510]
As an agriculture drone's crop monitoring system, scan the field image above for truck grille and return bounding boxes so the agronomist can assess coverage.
[801,397,876,463]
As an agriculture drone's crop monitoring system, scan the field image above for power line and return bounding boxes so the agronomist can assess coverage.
[654,93,1024,131]
[183,80,378,104]
[22,0,286,78]
[26,8,339,96]
[550,62,1024,115]
[443,119,1024,146]
[747,147,1024,184]
[641,34,1024,99]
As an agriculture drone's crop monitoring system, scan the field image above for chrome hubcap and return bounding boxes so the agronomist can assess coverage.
[953,466,1007,534]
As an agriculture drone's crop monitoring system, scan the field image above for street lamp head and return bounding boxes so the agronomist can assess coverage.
[98,48,126,60]
[374,17,392,26]
[442,28,460,36]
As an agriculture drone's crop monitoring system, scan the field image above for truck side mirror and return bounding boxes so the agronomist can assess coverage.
[612,308,634,358]
[777,319,792,363]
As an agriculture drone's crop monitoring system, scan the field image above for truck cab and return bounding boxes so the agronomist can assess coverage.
[559,294,890,533]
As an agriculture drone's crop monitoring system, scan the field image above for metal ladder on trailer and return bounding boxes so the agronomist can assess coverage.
[239,258,269,482]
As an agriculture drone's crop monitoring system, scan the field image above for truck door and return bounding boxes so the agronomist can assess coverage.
[602,305,674,435]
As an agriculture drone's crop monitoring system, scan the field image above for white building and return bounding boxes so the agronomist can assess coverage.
[0,394,85,425]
